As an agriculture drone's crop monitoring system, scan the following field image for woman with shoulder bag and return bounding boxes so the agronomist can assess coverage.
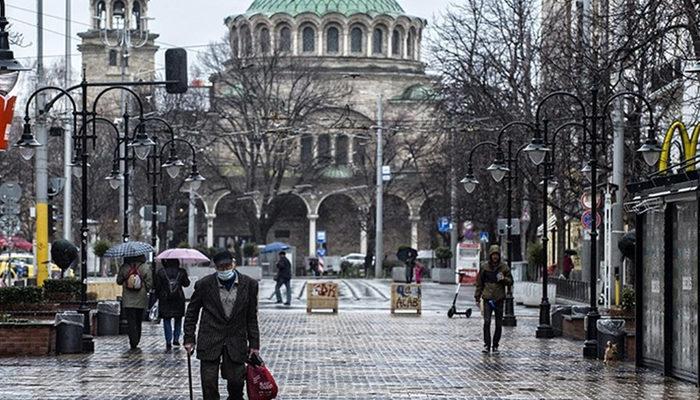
[155,258,190,351]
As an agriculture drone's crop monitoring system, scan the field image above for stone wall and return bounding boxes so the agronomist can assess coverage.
[0,322,56,357]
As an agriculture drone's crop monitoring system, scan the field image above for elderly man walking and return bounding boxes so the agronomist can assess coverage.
[475,245,513,354]
[184,250,260,400]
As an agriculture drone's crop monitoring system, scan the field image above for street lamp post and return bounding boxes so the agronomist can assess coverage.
[523,89,662,356]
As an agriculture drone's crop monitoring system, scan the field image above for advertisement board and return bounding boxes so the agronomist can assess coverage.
[455,242,480,285]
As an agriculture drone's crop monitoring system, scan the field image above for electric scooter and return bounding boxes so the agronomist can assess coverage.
[447,272,473,318]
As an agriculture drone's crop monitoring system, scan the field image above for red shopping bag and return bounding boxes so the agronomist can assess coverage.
[246,364,278,400]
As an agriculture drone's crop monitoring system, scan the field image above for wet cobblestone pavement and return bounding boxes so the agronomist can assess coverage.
[1,281,698,399]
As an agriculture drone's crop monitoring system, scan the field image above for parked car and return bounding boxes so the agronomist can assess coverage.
[341,253,367,266]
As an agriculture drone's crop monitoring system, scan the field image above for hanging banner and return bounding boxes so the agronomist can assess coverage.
[0,95,17,151]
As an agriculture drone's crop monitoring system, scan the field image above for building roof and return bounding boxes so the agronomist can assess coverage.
[245,0,406,17]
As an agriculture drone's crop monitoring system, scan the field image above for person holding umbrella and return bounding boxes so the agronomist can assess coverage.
[274,251,292,306]
[109,241,155,351]
[155,258,190,351]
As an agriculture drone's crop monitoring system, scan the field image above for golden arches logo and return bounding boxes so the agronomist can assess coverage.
[659,121,700,172]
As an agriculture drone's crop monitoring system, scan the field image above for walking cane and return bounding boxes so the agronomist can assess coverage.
[187,349,194,400]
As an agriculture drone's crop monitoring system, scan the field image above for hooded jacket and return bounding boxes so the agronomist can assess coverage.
[475,246,513,301]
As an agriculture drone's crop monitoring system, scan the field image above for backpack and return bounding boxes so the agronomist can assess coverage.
[163,268,180,299]
[125,265,143,291]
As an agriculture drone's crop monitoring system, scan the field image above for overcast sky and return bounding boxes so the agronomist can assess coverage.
[8,0,452,79]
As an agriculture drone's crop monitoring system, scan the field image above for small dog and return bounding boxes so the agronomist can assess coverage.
[603,341,618,365]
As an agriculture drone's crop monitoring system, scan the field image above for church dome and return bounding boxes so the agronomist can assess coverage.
[246,0,405,17]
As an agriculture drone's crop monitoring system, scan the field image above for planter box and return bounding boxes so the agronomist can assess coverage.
[0,321,56,356]
[513,282,557,306]
[432,268,456,284]
[390,283,421,314]
[237,266,263,281]
[306,281,338,313]
[562,315,586,340]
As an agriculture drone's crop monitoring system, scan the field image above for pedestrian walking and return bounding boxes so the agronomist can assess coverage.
[116,254,153,351]
[184,250,260,400]
[474,245,513,354]
[155,258,190,351]
[413,260,424,284]
[274,251,292,305]
[563,252,574,280]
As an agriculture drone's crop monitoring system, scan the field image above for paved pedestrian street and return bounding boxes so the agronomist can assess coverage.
[1,281,697,399]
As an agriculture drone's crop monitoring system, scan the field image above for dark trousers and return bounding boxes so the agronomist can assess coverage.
[274,279,291,304]
[483,299,504,349]
[201,347,246,400]
[124,307,144,349]
[405,264,413,283]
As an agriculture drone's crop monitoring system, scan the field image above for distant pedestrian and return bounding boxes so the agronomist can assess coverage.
[563,253,574,280]
[414,260,424,284]
[309,258,321,277]
[116,255,153,351]
[154,258,190,351]
[274,251,292,305]
[184,250,260,400]
[474,245,513,354]
[405,258,414,284]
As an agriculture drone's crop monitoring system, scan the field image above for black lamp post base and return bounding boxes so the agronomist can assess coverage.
[536,324,554,338]
[502,315,517,327]
[82,335,95,353]
[502,293,517,327]
[583,339,598,359]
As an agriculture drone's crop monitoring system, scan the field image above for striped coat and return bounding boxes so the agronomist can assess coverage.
[184,272,260,363]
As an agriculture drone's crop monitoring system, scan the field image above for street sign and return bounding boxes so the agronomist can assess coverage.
[382,165,391,181]
[581,210,602,230]
[497,218,521,235]
[480,231,489,242]
[316,231,326,243]
[580,191,603,210]
[437,217,450,233]
[316,248,326,257]
[0,204,20,215]
[140,205,167,223]
[0,215,20,236]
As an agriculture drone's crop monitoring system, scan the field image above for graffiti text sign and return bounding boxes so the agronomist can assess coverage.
[391,283,422,314]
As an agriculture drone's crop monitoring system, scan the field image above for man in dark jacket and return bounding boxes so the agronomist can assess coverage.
[184,250,260,400]
[475,245,513,354]
[274,251,292,305]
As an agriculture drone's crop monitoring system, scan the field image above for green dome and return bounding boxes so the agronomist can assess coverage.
[246,0,406,17]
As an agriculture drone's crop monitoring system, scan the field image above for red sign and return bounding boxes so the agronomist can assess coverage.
[0,95,17,151]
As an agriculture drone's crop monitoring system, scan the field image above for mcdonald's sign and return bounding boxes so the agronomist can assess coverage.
[658,121,700,172]
[0,94,16,151]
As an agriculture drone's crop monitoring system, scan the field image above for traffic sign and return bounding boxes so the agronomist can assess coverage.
[581,210,602,229]
[0,182,21,203]
[316,248,326,257]
[382,165,391,181]
[497,218,521,235]
[580,191,603,210]
[437,217,450,233]
[140,205,168,223]
[316,231,326,243]
[480,231,489,242]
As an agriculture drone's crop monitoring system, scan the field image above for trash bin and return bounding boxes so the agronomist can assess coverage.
[571,306,591,318]
[55,311,84,354]
[597,319,626,360]
[97,301,121,336]
[551,305,572,336]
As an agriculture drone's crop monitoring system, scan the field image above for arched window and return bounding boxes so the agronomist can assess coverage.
[231,29,239,57]
[112,1,126,29]
[300,135,313,164]
[335,135,349,165]
[302,26,316,53]
[318,134,331,166]
[353,137,366,166]
[350,27,364,53]
[240,25,252,55]
[259,28,270,54]
[392,29,401,56]
[279,26,292,52]
[95,1,106,29]
[326,26,340,53]
[372,28,384,54]
[108,49,118,66]
[407,28,416,59]
[131,1,142,30]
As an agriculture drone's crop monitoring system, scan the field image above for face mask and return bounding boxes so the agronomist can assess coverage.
[217,269,235,281]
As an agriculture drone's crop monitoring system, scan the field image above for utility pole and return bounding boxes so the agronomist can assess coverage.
[35,0,49,285]
[188,188,196,246]
[449,127,458,270]
[63,0,72,242]
[374,95,383,279]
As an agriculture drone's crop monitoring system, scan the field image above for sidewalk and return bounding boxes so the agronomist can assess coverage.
[0,302,695,399]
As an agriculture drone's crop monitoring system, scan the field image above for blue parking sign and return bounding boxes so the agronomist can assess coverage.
[480,231,489,242]
[316,248,326,257]
[437,217,450,233]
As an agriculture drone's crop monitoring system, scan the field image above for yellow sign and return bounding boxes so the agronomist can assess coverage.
[659,121,700,172]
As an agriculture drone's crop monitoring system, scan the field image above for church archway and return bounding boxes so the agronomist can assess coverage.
[383,194,411,259]
[317,193,361,257]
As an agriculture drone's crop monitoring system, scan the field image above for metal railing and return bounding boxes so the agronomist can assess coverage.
[553,277,590,303]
